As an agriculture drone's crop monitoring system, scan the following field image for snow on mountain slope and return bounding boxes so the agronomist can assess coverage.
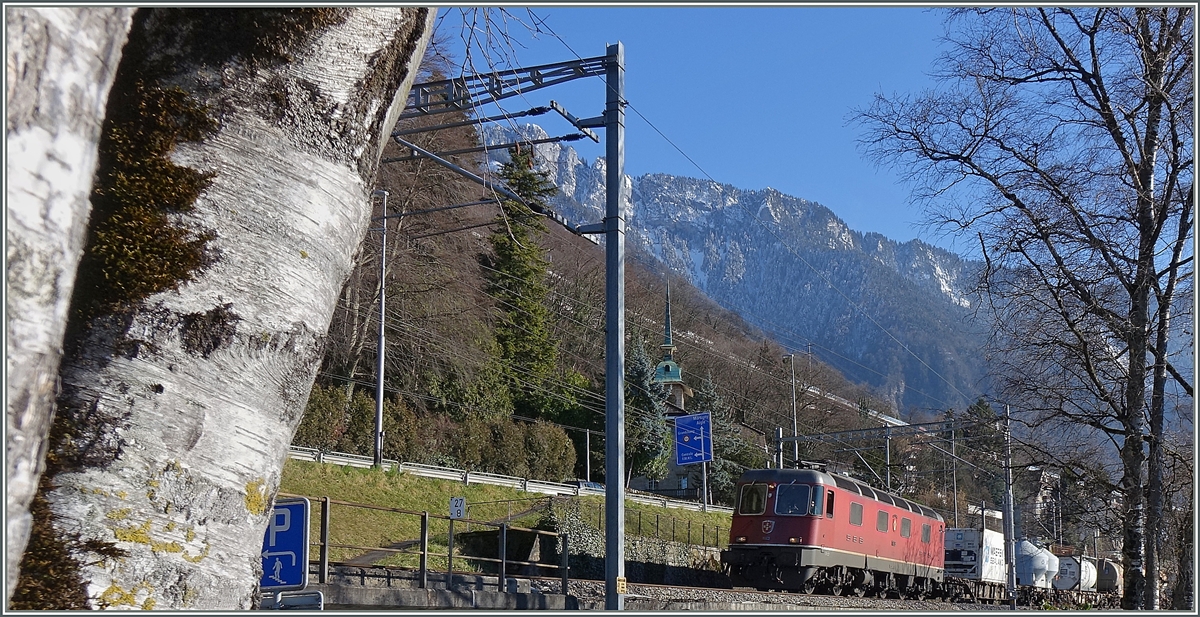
[483,124,988,414]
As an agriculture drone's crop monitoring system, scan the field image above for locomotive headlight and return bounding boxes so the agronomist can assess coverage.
[735,536,747,543]
[788,537,801,544]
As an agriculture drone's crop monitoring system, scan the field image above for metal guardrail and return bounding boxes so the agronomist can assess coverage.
[287,446,732,514]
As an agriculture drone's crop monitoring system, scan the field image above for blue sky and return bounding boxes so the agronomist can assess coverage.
[435,6,960,251]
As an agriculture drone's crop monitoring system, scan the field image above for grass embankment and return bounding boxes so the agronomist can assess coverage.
[279,459,732,572]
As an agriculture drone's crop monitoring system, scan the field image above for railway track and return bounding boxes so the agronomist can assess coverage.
[531,578,1028,611]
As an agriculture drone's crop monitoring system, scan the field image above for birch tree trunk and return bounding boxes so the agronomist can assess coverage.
[40,8,435,609]
[5,7,133,608]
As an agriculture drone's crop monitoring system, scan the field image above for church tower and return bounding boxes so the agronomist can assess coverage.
[652,282,692,414]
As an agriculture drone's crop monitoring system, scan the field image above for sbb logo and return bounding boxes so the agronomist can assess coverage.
[846,535,864,544]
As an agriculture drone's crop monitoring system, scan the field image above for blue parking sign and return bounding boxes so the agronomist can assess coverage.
[675,413,713,465]
[260,498,309,591]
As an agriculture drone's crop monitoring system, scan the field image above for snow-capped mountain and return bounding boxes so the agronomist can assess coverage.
[484,124,989,415]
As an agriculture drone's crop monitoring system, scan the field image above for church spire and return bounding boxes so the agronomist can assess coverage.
[660,281,675,360]
[652,279,689,413]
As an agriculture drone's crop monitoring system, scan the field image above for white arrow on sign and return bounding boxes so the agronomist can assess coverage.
[262,550,297,566]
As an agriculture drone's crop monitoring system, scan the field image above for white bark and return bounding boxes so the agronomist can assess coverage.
[43,8,435,609]
[5,6,133,607]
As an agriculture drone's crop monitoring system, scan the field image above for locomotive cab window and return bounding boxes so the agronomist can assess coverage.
[774,484,811,516]
[809,485,825,516]
[921,523,931,543]
[825,490,835,518]
[876,510,889,532]
[850,502,863,526]
[737,483,768,515]
[901,517,912,538]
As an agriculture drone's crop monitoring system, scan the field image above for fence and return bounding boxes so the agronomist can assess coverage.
[570,499,728,548]
[287,445,733,514]
[279,493,569,594]
[277,490,730,593]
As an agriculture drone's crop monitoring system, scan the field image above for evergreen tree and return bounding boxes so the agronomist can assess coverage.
[624,336,671,482]
[291,385,349,453]
[485,145,590,424]
[525,420,577,482]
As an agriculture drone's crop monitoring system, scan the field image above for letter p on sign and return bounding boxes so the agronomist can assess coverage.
[269,507,291,546]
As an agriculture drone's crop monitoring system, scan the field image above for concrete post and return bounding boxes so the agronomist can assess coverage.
[885,426,892,492]
[1004,405,1017,609]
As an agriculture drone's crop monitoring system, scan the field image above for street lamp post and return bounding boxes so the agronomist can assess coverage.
[373,189,390,469]
[784,354,798,466]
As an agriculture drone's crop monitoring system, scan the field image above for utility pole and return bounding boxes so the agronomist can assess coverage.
[600,42,626,612]
[373,189,389,469]
[397,45,627,607]
[885,426,892,492]
[567,47,626,607]
[784,354,798,466]
[950,421,959,527]
[1003,404,1017,609]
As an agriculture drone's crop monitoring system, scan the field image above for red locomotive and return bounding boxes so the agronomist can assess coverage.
[720,465,945,599]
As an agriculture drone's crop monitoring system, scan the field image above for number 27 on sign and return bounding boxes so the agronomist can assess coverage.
[449,496,465,519]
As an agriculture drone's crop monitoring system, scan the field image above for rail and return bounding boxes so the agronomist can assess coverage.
[287,445,732,514]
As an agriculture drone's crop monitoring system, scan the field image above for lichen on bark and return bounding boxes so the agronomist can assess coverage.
[28,7,437,610]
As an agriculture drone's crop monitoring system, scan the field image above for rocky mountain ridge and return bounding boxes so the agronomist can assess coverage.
[484,124,989,415]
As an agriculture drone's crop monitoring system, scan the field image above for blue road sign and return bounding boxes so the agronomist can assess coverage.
[675,412,713,466]
[260,498,310,592]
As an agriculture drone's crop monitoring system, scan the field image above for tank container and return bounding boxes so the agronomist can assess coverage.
[1053,555,1097,592]
[1016,540,1058,589]
[1096,559,1123,594]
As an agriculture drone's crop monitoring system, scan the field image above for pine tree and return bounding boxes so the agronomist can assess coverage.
[485,145,591,426]
[486,146,558,412]
[624,336,671,482]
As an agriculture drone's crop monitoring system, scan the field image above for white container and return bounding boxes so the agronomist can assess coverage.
[1053,555,1097,591]
[944,528,1007,585]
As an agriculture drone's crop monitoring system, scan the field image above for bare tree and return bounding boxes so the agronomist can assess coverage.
[857,7,1193,608]
[1162,426,1195,609]
[17,8,435,610]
